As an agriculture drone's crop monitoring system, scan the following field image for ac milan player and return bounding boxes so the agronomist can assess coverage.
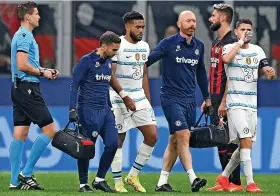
[201,3,242,192]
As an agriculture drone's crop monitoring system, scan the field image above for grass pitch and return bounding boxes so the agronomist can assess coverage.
[0,172,279,196]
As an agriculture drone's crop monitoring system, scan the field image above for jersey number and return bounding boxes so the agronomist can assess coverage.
[244,68,254,83]
[132,65,142,80]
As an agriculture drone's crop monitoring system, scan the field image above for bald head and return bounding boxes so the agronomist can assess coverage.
[177,10,196,37]
[178,11,196,23]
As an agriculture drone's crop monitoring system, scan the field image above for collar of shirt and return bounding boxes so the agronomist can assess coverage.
[20,25,32,33]
[217,30,234,42]
[92,50,108,63]
[176,33,197,47]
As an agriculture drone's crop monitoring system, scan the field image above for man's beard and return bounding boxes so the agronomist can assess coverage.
[181,27,195,37]
[210,23,221,31]
[130,31,142,42]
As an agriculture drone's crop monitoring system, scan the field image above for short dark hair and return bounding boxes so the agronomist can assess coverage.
[17,1,38,21]
[213,3,233,24]
[235,19,253,29]
[123,11,144,24]
[99,31,121,46]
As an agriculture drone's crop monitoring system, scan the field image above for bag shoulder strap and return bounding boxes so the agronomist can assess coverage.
[194,111,209,127]
[63,121,81,135]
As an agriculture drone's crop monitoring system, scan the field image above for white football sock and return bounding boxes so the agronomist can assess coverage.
[187,169,197,184]
[128,143,154,177]
[240,148,254,185]
[111,148,123,185]
[95,177,105,182]
[222,148,241,177]
[80,183,88,188]
[157,170,170,187]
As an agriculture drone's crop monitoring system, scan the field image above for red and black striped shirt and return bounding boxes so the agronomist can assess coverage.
[209,31,237,102]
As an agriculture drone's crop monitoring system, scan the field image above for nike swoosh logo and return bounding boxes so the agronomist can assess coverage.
[126,56,131,58]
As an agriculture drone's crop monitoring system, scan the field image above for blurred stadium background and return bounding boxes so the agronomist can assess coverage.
[0,0,280,176]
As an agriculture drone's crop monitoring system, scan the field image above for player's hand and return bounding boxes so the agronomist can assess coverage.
[200,101,206,112]
[263,66,275,79]
[123,96,136,112]
[69,109,79,122]
[205,98,214,116]
[245,31,253,42]
[47,68,59,79]
[218,117,224,127]
[43,69,54,80]
[218,101,227,117]
[240,30,247,42]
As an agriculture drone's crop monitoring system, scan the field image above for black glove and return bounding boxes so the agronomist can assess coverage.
[69,110,79,122]
[205,105,214,116]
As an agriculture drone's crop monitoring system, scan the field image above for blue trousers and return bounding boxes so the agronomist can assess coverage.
[77,107,118,183]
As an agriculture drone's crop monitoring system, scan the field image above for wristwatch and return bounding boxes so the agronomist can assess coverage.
[39,68,45,76]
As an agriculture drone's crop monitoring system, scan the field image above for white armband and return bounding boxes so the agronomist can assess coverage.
[119,90,128,99]
[237,40,244,47]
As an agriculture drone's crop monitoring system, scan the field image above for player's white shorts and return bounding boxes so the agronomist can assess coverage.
[113,107,157,133]
[227,108,257,144]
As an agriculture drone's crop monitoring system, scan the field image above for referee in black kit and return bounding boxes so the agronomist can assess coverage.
[9,1,59,191]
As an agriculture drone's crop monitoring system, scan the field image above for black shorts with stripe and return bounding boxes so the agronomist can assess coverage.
[11,81,53,128]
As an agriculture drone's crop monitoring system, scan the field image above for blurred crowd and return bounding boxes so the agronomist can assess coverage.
[1,2,280,78]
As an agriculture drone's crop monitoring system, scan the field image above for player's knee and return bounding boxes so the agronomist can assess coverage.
[175,129,191,143]
[42,122,56,139]
[144,131,158,146]
[151,132,158,145]
[117,133,126,148]
[240,137,252,149]
[14,126,29,141]
[14,132,28,141]
[168,135,177,148]
[118,140,124,148]
[106,140,119,153]
[118,137,125,148]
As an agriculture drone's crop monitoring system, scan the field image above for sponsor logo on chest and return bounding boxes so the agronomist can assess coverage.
[95,74,111,81]
[176,57,198,66]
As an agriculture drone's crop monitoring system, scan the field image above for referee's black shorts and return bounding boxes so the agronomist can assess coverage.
[11,81,54,128]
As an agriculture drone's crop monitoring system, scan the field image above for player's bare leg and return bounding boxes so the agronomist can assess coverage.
[156,134,178,192]
[125,125,157,192]
[176,129,207,192]
[111,132,127,192]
